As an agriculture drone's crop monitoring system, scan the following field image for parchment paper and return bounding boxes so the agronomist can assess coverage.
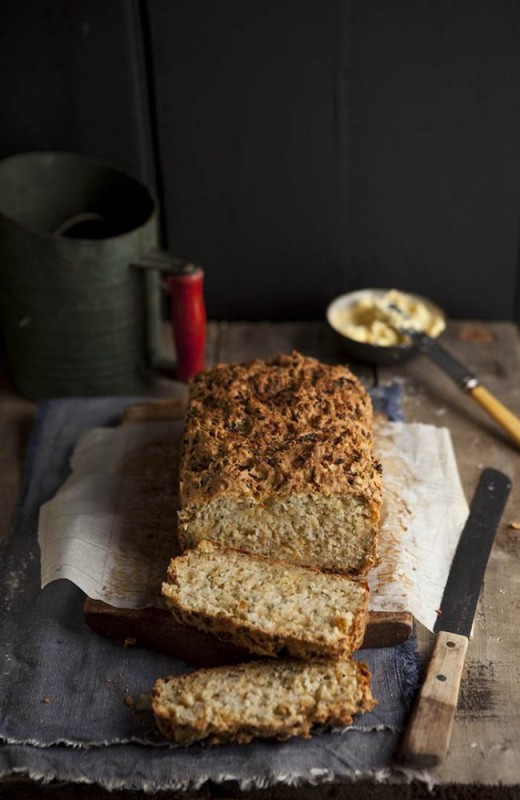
[38,419,468,632]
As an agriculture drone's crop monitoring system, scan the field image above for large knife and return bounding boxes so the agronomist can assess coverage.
[400,467,511,767]
[387,305,520,448]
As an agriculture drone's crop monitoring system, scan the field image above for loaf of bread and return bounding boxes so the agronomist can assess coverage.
[152,656,376,745]
[178,351,382,575]
[161,539,369,660]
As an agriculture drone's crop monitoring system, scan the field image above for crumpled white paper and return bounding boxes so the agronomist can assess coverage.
[369,420,468,629]
[38,419,468,632]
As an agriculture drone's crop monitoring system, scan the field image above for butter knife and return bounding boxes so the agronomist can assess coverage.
[386,305,520,448]
[400,467,511,767]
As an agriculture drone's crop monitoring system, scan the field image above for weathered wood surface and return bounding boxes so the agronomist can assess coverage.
[400,630,470,768]
[84,599,413,661]
[4,3,520,325]
[0,320,519,798]
[380,320,520,790]
[0,369,35,537]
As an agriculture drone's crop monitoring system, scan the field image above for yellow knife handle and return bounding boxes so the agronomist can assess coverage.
[400,631,469,768]
[470,385,520,448]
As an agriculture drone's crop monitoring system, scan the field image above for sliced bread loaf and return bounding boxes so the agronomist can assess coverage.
[152,656,376,745]
[178,352,382,576]
[161,540,369,659]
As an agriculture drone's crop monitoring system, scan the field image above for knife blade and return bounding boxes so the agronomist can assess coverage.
[400,468,511,768]
[401,327,477,392]
[386,305,520,448]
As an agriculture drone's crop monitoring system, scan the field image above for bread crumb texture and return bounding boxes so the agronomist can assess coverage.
[152,656,376,745]
[162,540,369,659]
[178,351,382,574]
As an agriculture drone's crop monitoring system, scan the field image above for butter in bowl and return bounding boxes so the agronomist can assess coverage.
[326,288,446,365]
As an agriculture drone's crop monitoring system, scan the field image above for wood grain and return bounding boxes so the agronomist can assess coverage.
[400,631,469,767]
[121,398,186,423]
[84,599,413,663]
[144,2,520,322]
[0,368,35,546]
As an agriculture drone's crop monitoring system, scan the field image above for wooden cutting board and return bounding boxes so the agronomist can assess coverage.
[84,399,413,665]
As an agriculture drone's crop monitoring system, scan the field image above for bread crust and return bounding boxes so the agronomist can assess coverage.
[162,540,370,660]
[179,351,381,507]
[152,657,376,745]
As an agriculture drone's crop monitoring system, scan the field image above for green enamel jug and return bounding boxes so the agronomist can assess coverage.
[0,152,203,399]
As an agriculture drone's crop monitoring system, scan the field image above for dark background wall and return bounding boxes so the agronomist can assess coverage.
[1,0,520,322]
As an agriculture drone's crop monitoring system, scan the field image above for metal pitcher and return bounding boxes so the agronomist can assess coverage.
[0,151,206,399]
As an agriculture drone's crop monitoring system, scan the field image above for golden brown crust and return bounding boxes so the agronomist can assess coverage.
[151,657,376,745]
[179,351,382,510]
[162,540,370,660]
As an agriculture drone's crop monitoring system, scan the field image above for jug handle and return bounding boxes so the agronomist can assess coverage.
[132,251,206,383]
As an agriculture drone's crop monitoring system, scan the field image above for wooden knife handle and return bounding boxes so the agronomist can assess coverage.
[400,631,469,768]
[470,385,520,448]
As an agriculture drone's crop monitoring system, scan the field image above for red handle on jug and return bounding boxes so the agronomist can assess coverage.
[168,265,206,382]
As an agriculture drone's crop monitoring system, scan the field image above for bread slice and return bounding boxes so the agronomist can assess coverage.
[161,540,369,660]
[152,656,376,745]
[178,352,382,576]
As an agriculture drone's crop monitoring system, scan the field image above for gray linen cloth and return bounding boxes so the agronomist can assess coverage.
[0,390,418,792]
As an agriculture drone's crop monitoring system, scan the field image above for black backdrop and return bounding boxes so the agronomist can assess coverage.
[2,0,520,322]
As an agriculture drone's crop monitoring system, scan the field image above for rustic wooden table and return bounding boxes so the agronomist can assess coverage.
[1,320,519,799]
